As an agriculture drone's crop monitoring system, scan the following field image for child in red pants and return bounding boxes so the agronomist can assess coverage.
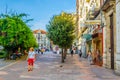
[27,47,36,71]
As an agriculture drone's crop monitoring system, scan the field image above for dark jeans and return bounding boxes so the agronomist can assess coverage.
[16,54,21,58]
[79,54,82,57]
[41,52,43,54]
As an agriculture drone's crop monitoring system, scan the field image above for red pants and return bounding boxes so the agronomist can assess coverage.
[27,58,34,66]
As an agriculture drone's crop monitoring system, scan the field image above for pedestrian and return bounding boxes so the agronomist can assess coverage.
[93,50,96,64]
[41,48,44,54]
[73,48,76,54]
[78,50,82,58]
[15,50,21,58]
[71,49,74,56]
[87,50,93,65]
[35,49,38,54]
[27,47,36,72]
[38,49,40,54]
[24,50,28,55]
[96,49,101,65]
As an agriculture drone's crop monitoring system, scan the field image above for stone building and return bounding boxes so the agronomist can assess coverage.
[76,0,120,75]
[33,30,50,50]
[101,0,116,70]
[115,0,120,75]
[76,0,103,62]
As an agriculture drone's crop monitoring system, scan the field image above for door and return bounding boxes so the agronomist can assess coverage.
[110,13,114,69]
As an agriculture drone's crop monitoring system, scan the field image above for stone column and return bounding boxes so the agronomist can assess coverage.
[103,24,107,67]
[115,0,120,75]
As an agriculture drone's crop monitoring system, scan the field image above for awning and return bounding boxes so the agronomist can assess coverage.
[82,34,92,41]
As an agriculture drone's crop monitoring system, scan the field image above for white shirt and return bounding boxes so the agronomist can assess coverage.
[28,51,36,58]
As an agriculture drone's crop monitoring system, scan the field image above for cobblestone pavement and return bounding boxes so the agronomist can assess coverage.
[0,52,120,80]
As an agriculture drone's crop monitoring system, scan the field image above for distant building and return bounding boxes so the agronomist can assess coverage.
[33,30,50,50]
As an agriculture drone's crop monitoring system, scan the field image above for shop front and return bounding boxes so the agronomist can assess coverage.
[82,34,92,57]
[92,29,103,66]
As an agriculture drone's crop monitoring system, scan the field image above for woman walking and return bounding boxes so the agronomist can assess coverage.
[27,47,36,72]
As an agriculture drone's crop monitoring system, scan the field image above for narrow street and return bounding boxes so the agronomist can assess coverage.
[0,52,119,80]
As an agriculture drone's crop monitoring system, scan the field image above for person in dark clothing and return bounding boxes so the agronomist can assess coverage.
[38,49,40,54]
[71,49,74,56]
[15,50,21,58]
[79,50,82,57]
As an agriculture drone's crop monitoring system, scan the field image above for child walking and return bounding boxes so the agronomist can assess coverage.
[27,47,36,72]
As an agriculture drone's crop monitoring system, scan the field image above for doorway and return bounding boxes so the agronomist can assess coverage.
[110,13,114,69]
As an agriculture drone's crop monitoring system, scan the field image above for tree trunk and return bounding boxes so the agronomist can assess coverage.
[64,48,67,59]
[61,48,64,63]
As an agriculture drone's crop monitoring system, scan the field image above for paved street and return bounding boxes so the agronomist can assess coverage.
[0,59,17,70]
[0,52,119,80]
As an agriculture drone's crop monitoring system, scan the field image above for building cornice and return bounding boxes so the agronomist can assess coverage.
[102,0,115,12]
[93,0,115,19]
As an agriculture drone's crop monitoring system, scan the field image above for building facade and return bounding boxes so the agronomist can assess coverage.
[76,0,102,59]
[76,0,120,74]
[116,0,120,75]
[101,0,116,69]
[33,30,50,50]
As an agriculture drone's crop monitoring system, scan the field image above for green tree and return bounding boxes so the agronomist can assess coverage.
[0,13,38,58]
[46,12,76,63]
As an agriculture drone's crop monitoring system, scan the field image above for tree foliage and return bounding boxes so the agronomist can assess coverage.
[0,13,38,53]
[46,12,75,49]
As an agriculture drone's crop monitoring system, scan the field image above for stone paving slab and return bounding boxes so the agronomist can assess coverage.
[0,52,120,80]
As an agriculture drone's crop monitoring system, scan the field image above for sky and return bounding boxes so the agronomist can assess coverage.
[0,0,76,31]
